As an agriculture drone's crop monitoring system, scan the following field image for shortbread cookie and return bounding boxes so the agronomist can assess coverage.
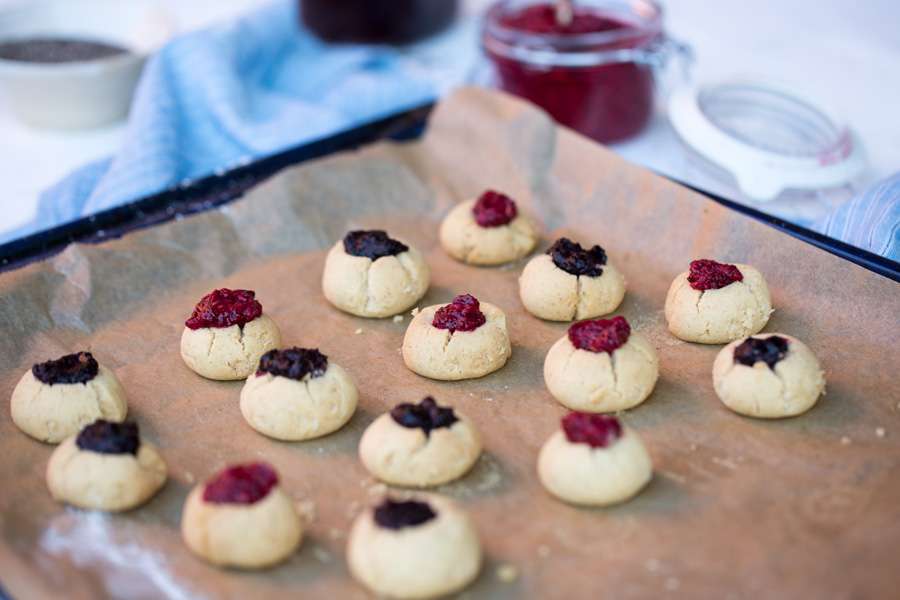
[439,190,539,265]
[665,259,772,344]
[713,333,825,418]
[46,420,167,511]
[359,397,481,487]
[181,462,303,569]
[544,316,658,412]
[520,238,626,321]
[11,351,128,443]
[538,412,652,506]
[180,288,281,381]
[240,347,358,441]
[402,294,511,380]
[348,494,481,599]
[322,230,430,318]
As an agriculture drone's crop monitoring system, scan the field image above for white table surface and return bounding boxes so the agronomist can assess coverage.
[0,0,897,239]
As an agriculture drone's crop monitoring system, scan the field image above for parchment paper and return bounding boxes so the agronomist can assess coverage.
[1,87,898,600]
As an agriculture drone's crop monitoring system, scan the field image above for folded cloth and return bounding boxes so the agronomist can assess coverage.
[17,0,477,240]
[817,173,900,262]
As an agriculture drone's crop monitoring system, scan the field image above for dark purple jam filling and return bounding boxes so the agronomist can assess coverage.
[185,288,263,330]
[548,237,607,277]
[343,230,409,260]
[390,396,458,436]
[472,190,518,228]
[568,316,631,353]
[76,420,140,456]
[203,462,279,505]
[687,259,743,291]
[257,347,328,380]
[432,293,487,333]
[32,351,98,385]
[374,498,437,530]
[0,38,128,63]
[734,336,790,370]
[562,412,623,448]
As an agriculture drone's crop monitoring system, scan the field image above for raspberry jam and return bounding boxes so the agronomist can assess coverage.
[734,336,789,370]
[568,316,631,353]
[76,420,140,456]
[562,412,623,448]
[203,462,279,505]
[257,347,328,380]
[483,1,664,143]
[548,237,607,277]
[472,190,518,227]
[390,396,459,436]
[432,294,487,333]
[374,498,437,530]
[687,259,743,291]
[185,288,263,330]
[32,351,98,385]
[343,230,409,260]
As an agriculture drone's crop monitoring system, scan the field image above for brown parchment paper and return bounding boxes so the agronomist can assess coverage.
[1,87,899,600]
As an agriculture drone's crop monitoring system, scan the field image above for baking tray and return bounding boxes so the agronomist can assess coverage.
[0,104,896,282]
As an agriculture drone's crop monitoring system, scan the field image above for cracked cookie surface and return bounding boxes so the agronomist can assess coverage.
[181,313,281,380]
[439,195,539,266]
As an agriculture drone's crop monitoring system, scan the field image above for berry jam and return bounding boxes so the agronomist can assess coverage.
[185,288,263,330]
[568,316,631,353]
[390,396,459,436]
[203,462,279,505]
[484,3,661,143]
[432,294,487,333]
[257,347,328,380]
[32,351,98,385]
[687,259,743,291]
[374,498,437,530]
[562,412,623,448]
[472,190,518,228]
[548,237,607,277]
[76,420,140,456]
[734,336,790,370]
[343,230,409,261]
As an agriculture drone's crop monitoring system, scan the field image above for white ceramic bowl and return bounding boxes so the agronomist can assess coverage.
[0,0,174,129]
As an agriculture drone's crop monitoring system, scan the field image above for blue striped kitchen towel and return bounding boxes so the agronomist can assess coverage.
[8,0,477,243]
[818,173,900,262]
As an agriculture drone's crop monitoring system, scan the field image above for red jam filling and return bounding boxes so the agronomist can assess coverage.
[185,288,263,330]
[432,293,487,333]
[472,190,518,227]
[203,462,278,505]
[568,316,631,353]
[562,412,623,448]
[687,259,743,291]
[486,3,659,143]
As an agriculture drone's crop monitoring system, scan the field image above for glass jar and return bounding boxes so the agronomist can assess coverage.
[483,0,682,144]
[301,0,459,45]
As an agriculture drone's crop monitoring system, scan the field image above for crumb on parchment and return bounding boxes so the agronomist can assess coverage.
[840,436,852,445]
[496,564,519,582]
[875,427,886,438]
[393,315,403,323]
[354,328,363,335]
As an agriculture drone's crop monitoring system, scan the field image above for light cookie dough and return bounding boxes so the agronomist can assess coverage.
[544,316,658,413]
[665,259,772,344]
[46,420,167,511]
[11,351,128,444]
[180,288,281,381]
[713,333,826,418]
[519,238,625,321]
[181,462,303,569]
[348,494,481,599]
[439,191,539,266]
[402,294,511,381]
[322,230,430,318]
[240,347,358,441]
[359,397,481,487]
[538,413,652,506]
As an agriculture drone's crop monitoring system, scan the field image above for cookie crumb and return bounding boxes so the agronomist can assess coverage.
[313,546,332,564]
[664,577,680,591]
[392,315,404,323]
[296,499,317,524]
[485,397,494,402]
[689,443,698,452]
[184,472,195,484]
[876,427,886,438]
[537,545,550,558]
[645,558,661,572]
[840,436,852,445]
[712,457,737,470]
[411,307,420,316]
[496,564,518,582]
[354,328,363,335]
